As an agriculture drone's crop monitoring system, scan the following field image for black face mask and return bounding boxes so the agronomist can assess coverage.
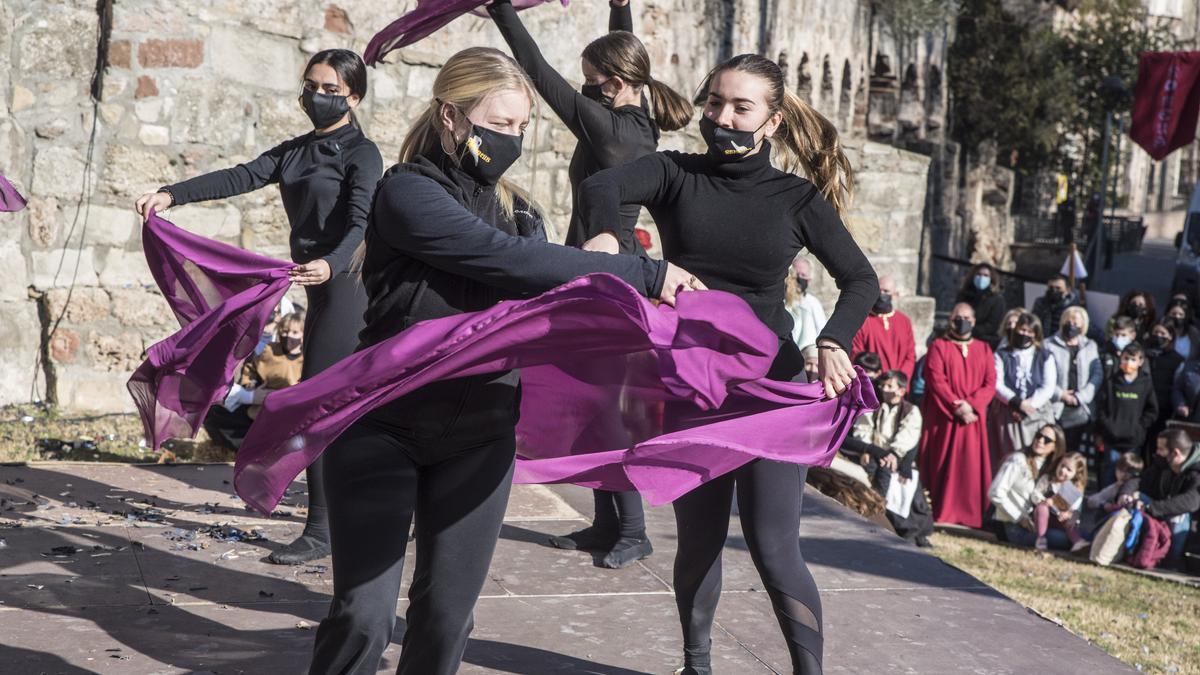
[795,276,809,293]
[1061,324,1082,340]
[873,293,893,315]
[454,119,523,186]
[581,83,615,109]
[1012,334,1034,349]
[1126,305,1147,320]
[1145,335,1169,351]
[951,317,974,337]
[1045,289,1064,304]
[284,336,303,354]
[300,88,350,129]
[699,116,766,162]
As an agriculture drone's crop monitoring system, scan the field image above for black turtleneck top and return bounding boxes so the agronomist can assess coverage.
[580,144,878,349]
[489,0,658,253]
[163,123,383,276]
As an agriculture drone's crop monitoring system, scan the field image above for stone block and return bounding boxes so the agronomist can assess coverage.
[138,39,204,69]
[135,75,159,99]
[101,72,128,99]
[31,247,100,289]
[87,330,144,372]
[108,40,132,69]
[31,146,87,199]
[138,124,170,146]
[101,145,178,197]
[34,118,68,139]
[170,81,253,147]
[109,287,175,327]
[26,196,58,248]
[97,248,155,288]
[43,287,110,324]
[210,26,300,92]
[0,242,29,301]
[0,300,41,406]
[172,204,241,240]
[18,9,97,80]
[134,99,163,123]
[48,327,80,364]
[53,365,137,414]
[325,5,352,33]
[71,204,139,248]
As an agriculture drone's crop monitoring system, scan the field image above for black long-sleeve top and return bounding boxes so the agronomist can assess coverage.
[163,124,383,276]
[356,147,665,442]
[489,0,658,253]
[579,144,879,350]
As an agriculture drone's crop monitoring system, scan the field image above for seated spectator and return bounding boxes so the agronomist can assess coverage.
[801,344,820,383]
[852,275,916,381]
[989,423,1066,543]
[1117,290,1157,341]
[1119,429,1200,567]
[995,312,1058,455]
[1045,306,1101,453]
[829,353,883,483]
[1146,319,1185,444]
[1031,274,1081,338]
[1028,452,1088,551]
[1082,451,1143,534]
[255,296,297,356]
[956,262,1005,349]
[786,257,827,350]
[840,371,933,546]
[203,311,305,449]
[853,351,883,380]
[1095,343,1158,486]
[1164,298,1200,361]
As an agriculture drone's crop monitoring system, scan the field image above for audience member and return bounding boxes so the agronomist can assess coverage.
[852,275,916,381]
[1095,343,1158,486]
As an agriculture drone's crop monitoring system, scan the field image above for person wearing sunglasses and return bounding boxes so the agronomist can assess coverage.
[988,423,1068,545]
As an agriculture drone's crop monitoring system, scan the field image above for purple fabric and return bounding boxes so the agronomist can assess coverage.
[0,173,27,212]
[127,212,292,452]
[364,0,568,65]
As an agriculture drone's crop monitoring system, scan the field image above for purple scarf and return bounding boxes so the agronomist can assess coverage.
[365,0,567,65]
[133,214,875,515]
[127,213,292,452]
[0,173,26,212]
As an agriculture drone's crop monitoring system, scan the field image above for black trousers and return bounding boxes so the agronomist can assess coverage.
[591,489,646,539]
[308,418,516,675]
[300,272,368,514]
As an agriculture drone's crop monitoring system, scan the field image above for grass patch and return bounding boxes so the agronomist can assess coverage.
[930,531,1200,674]
[0,404,233,464]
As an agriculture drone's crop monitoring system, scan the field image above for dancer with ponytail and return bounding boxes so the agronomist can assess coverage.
[134,49,382,565]
[489,0,693,568]
[581,54,878,674]
[308,47,699,674]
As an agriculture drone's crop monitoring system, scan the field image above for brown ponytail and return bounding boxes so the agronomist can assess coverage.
[705,54,854,215]
[582,31,692,132]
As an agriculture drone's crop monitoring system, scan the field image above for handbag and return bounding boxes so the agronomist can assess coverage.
[1089,508,1133,566]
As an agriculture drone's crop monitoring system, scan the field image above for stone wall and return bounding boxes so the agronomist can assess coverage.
[0,0,936,412]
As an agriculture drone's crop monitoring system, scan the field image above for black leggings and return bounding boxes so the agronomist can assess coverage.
[300,272,368,515]
[309,418,516,675]
[592,489,646,538]
[673,460,822,673]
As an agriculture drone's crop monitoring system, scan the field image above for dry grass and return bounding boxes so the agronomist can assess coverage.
[930,531,1200,674]
[0,404,234,464]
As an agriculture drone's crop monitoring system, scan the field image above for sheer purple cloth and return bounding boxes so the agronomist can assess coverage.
[0,173,26,212]
[127,212,292,452]
[132,212,875,515]
[364,0,567,65]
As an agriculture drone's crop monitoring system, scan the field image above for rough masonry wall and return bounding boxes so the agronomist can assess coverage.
[0,0,932,411]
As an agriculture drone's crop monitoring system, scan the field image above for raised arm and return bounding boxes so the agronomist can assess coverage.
[610,0,633,32]
[794,193,879,352]
[375,172,665,298]
[317,143,384,276]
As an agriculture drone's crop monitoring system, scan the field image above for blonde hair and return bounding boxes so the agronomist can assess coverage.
[703,54,854,214]
[350,47,542,274]
[275,311,305,340]
[1056,451,1088,491]
[1060,306,1090,335]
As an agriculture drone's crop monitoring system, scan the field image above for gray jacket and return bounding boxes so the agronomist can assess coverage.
[1044,334,1102,421]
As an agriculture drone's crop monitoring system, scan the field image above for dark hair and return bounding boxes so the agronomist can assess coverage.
[1158,428,1192,454]
[1121,342,1144,359]
[1117,451,1144,476]
[1109,315,1137,336]
[882,369,909,390]
[960,262,999,296]
[853,351,882,373]
[1047,273,1069,286]
[304,49,368,126]
[703,54,853,214]
[582,31,692,132]
[1152,318,1177,341]
[1119,290,1157,332]
[1008,311,1044,347]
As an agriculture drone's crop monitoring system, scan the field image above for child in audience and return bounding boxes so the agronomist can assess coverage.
[1095,342,1158,486]
[1031,451,1088,551]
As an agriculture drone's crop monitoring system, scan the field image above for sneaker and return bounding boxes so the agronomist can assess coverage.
[1034,536,1048,551]
[914,535,933,548]
[1070,539,1090,554]
[548,525,617,551]
[267,533,331,565]
[599,537,653,569]
[674,667,712,675]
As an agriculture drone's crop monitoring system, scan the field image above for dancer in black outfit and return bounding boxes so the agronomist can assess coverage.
[489,0,693,568]
[581,54,878,674]
[306,47,700,675]
[135,50,383,565]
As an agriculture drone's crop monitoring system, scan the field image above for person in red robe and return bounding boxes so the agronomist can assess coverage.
[919,302,997,528]
[852,275,916,381]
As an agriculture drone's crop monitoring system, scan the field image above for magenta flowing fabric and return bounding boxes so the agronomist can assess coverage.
[0,173,26,212]
[132,212,875,515]
[127,212,292,451]
[364,0,567,65]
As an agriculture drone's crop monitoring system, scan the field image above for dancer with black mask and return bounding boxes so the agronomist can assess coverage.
[581,54,878,675]
[135,50,382,565]
[307,47,699,675]
[488,0,693,568]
